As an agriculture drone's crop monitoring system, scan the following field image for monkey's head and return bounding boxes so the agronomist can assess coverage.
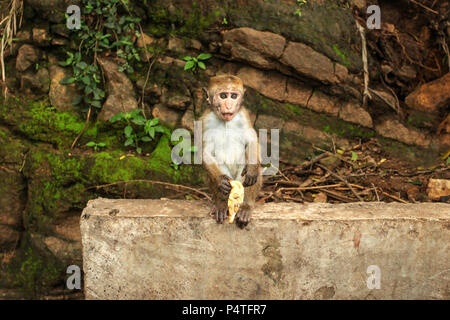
[205,74,245,122]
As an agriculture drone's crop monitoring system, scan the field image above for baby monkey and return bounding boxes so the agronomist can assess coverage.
[201,74,262,228]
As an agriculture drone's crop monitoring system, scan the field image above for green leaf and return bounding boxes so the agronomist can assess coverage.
[81,76,91,85]
[446,157,450,164]
[149,127,155,138]
[154,126,166,133]
[72,95,83,106]
[197,53,212,60]
[91,100,102,108]
[198,61,206,70]
[149,117,159,126]
[184,60,195,71]
[136,147,142,154]
[408,179,422,186]
[124,125,133,137]
[351,151,358,161]
[132,118,145,125]
[97,142,106,147]
[86,141,96,147]
[59,77,76,85]
[141,136,151,142]
[77,61,88,69]
[130,109,142,117]
[183,56,193,61]
[124,137,134,146]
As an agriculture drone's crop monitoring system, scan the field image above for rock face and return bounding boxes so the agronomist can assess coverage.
[81,199,450,299]
[223,27,286,59]
[405,73,450,113]
[20,68,50,94]
[136,33,156,62]
[237,67,286,102]
[280,41,344,84]
[16,44,40,72]
[437,114,450,149]
[427,179,450,201]
[338,100,373,128]
[97,57,138,121]
[49,65,79,112]
[25,0,81,24]
[375,118,431,148]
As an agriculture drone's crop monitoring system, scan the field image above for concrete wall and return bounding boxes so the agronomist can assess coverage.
[80,199,450,299]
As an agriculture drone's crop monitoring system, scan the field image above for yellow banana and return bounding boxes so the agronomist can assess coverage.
[228,180,244,223]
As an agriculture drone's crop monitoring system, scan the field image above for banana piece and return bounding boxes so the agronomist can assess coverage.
[228,180,244,223]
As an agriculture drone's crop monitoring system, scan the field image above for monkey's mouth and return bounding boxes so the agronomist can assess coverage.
[221,112,235,121]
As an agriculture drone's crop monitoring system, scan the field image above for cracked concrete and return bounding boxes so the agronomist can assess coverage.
[81,199,450,299]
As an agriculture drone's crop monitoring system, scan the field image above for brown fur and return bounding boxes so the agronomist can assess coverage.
[201,75,261,228]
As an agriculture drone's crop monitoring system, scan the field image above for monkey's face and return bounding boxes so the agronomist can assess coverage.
[213,90,242,122]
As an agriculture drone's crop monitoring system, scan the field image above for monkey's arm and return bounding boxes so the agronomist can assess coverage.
[242,128,260,187]
[204,157,232,195]
[203,135,232,195]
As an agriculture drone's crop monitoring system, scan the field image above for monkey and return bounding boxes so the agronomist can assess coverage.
[200,74,262,228]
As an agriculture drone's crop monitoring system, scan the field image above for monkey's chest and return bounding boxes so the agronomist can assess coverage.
[209,131,246,180]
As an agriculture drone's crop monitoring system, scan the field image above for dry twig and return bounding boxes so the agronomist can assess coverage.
[85,179,212,201]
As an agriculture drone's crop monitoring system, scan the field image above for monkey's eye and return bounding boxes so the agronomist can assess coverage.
[231,93,238,99]
[219,93,227,99]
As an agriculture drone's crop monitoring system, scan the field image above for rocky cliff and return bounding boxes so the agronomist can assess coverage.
[0,0,448,298]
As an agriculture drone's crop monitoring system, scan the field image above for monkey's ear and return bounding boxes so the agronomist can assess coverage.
[202,87,211,104]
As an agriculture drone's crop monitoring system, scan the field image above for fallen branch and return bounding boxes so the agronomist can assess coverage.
[408,0,439,14]
[70,105,92,149]
[275,183,344,194]
[85,179,212,201]
[317,164,364,201]
[348,183,409,204]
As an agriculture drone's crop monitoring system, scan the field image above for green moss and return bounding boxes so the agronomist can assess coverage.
[284,103,304,116]
[0,97,99,149]
[0,126,30,165]
[3,235,64,299]
[378,137,441,168]
[145,1,220,38]
[406,111,439,130]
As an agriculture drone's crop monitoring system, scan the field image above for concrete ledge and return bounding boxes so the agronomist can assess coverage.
[80,199,450,299]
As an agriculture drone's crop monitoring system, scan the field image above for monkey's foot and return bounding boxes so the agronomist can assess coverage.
[213,205,228,224]
[236,207,251,229]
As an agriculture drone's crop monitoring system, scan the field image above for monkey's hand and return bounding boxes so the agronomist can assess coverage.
[218,175,232,196]
[241,165,258,187]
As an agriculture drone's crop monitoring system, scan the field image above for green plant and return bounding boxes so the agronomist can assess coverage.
[60,0,141,110]
[294,0,307,17]
[86,141,106,151]
[183,53,212,72]
[332,44,350,68]
[109,109,169,154]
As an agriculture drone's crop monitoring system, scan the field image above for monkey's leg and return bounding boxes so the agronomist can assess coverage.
[213,196,228,224]
[236,176,262,228]
[208,177,229,224]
